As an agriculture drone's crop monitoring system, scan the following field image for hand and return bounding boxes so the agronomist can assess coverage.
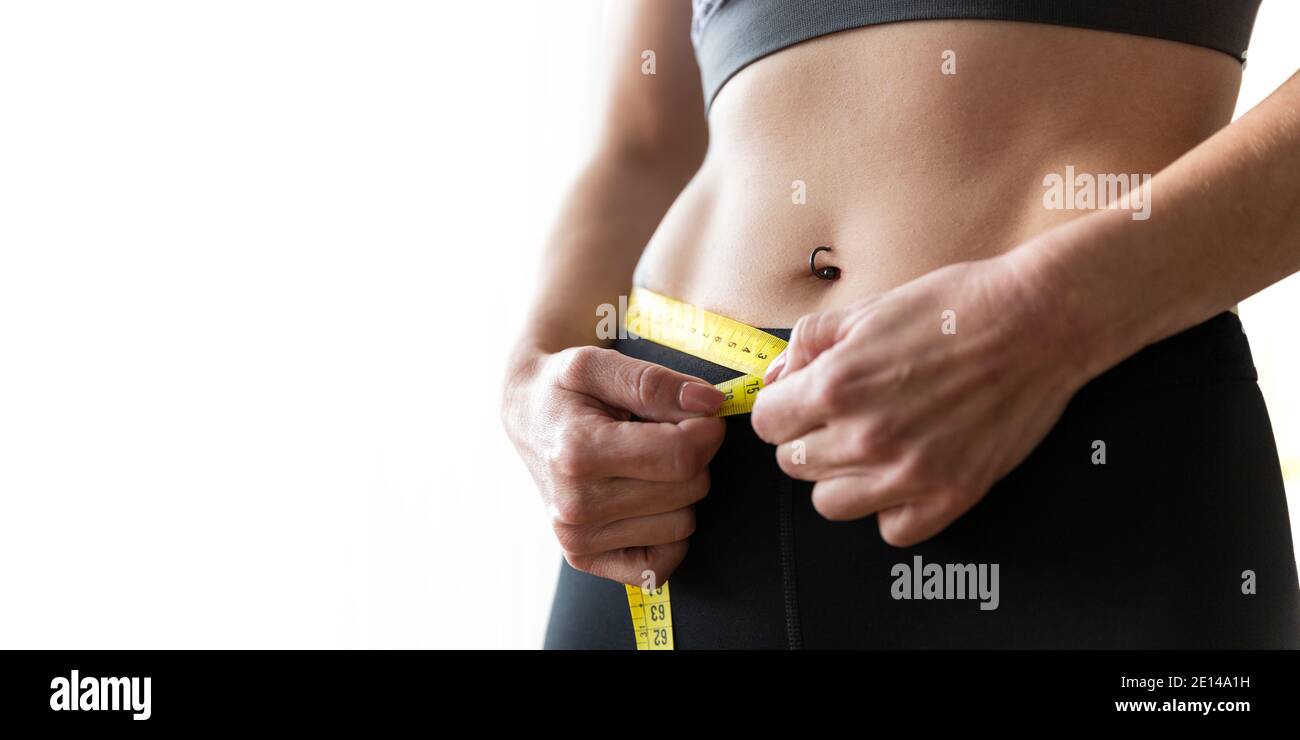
[751,255,1089,546]
[501,345,726,585]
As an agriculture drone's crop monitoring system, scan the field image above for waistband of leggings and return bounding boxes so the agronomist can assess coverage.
[613,312,1256,391]
[1083,311,1257,394]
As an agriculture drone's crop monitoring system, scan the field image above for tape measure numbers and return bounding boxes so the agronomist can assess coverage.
[621,287,789,649]
[624,582,674,650]
[625,287,787,417]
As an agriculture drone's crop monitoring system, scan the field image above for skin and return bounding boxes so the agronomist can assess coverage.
[502,0,1300,584]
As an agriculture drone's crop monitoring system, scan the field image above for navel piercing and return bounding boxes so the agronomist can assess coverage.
[810,245,840,281]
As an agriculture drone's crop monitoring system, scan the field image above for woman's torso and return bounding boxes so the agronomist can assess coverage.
[634,19,1244,326]
[543,10,1300,650]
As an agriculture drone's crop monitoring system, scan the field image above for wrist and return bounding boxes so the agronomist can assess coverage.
[999,220,1143,386]
[505,341,549,382]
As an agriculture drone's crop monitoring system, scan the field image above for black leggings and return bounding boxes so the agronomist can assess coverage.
[544,312,1300,648]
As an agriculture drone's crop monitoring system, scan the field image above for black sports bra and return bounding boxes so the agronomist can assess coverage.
[691,0,1262,109]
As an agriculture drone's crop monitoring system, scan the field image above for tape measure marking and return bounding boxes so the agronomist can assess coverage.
[624,583,674,650]
[621,288,788,649]
[626,287,788,418]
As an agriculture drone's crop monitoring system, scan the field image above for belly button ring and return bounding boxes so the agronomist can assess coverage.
[810,246,840,281]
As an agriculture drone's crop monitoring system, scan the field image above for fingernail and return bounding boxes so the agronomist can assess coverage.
[763,351,788,385]
[679,382,723,413]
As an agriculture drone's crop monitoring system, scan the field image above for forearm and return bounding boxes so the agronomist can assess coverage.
[1017,71,1300,379]
[515,149,694,362]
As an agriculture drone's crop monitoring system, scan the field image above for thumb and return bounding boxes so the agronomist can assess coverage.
[557,346,724,422]
[764,307,848,385]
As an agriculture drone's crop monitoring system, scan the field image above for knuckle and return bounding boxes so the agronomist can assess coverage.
[547,426,592,479]
[558,345,604,385]
[776,445,805,478]
[667,439,704,481]
[551,491,595,526]
[682,473,711,504]
[878,516,912,547]
[791,312,820,347]
[562,550,595,575]
[642,543,687,585]
[671,509,697,542]
[846,426,875,460]
[850,418,896,459]
[809,373,841,411]
[891,451,932,489]
[547,442,588,479]
[811,482,852,520]
[888,357,916,389]
[551,521,588,554]
[877,505,922,546]
[630,363,670,410]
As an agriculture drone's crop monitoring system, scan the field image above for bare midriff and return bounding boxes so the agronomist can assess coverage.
[633,20,1243,327]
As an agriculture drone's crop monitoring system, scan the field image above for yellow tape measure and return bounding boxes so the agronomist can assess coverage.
[625,286,788,417]
[621,287,789,649]
[624,581,674,650]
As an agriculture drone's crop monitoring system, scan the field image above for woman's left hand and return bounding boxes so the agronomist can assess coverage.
[751,253,1093,546]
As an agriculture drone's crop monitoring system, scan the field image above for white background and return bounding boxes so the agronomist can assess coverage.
[1,1,1297,649]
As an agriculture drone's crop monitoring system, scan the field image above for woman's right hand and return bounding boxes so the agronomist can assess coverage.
[502,345,726,587]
